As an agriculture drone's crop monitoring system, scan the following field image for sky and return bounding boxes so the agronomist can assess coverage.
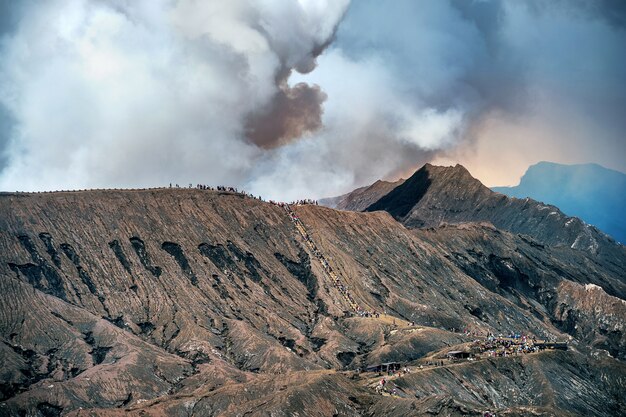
[0,0,624,200]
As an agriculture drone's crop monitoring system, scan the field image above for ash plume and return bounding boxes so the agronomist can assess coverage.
[245,80,327,149]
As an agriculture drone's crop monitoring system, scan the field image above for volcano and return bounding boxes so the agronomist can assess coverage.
[1,165,625,416]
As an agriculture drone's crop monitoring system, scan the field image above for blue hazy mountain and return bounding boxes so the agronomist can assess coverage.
[493,162,626,243]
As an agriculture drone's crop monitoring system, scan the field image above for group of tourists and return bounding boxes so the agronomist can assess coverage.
[168,184,319,206]
[166,182,262,199]
[191,183,269,201]
[215,185,238,193]
[268,199,318,207]
[290,199,319,206]
[471,336,541,358]
[167,183,324,207]
[282,204,366,314]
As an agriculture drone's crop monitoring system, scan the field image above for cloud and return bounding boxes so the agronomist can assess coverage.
[0,0,624,198]
[255,0,626,198]
[433,0,626,185]
[0,0,348,190]
[247,0,483,199]
[246,49,444,201]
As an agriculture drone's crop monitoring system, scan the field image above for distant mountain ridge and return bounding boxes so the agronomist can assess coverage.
[322,164,624,265]
[493,161,626,244]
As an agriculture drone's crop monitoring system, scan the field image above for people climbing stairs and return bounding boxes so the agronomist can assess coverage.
[283,204,363,314]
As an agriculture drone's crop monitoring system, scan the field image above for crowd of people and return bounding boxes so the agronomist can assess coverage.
[268,199,318,207]
[283,204,363,313]
[422,360,445,367]
[290,199,319,206]
[471,336,541,358]
[184,184,324,207]
[284,203,386,319]
[167,183,268,201]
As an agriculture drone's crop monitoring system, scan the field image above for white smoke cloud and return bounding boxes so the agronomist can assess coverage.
[246,1,478,200]
[246,48,461,201]
[248,0,626,200]
[0,0,349,191]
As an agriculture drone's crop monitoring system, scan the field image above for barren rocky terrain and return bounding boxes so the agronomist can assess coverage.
[1,165,625,416]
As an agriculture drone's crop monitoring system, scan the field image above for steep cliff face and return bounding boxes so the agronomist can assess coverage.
[0,189,625,416]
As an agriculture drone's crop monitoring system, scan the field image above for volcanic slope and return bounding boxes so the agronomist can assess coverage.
[319,179,405,211]
[360,164,625,260]
[0,189,625,416]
